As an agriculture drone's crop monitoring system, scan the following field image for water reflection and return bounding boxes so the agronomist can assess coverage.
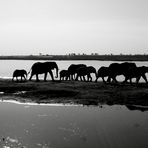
[0,101,147,148]
[1,99,148,112]
[125,105,148,112]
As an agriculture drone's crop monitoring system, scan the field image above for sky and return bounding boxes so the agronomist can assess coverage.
[0,0,148,55]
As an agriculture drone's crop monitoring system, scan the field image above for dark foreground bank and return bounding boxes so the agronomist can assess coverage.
[0,79,148,107]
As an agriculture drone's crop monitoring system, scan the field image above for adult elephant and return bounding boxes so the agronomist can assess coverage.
[107,62,137,83]
[59,70,70,81]
[68,64,87,80]
[12,69,27,82]
[29,61,58,81]
[95,66,109,83]
[75,66,97,81]
[123,66,148,84]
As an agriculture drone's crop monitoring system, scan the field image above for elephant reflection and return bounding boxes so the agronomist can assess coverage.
[12,69,27,82]
[29,61,58,81]
[75,66,97,81]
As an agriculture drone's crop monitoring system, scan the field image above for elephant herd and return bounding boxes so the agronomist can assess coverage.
[12,61,148,84]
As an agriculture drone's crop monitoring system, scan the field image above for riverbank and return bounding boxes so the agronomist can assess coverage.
[0,79,148,107]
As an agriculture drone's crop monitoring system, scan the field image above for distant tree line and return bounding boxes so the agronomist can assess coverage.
[0,54,148,61]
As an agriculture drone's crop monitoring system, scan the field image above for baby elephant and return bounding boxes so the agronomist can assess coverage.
[59,70,70,81]
[12,69,27,82]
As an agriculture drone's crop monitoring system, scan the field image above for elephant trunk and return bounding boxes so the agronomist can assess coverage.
[55,65,59,78]
[25,72,28,79]
[95,71,98,80]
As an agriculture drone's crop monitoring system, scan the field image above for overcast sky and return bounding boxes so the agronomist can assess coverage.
[0,0,148,55]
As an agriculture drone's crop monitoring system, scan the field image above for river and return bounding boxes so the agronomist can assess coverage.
[0,60,148,81]
[0,101,148,148]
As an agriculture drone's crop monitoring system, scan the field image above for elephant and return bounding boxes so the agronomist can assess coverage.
[29,61,58,81]
[75,66,97,81]
[123,66,148,84]
[95,66,109,83]
[12,69,27,82]
[107,62,137,83]
[59,70,70,81]
[68,64,87,80]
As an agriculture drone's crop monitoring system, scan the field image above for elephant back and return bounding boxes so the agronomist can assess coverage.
[68,64,87,75]
[31,62,58,74]
[13,69,27,77]
[87,66,96,73]
[44,62,58,70]
[97,66,109,77]
[125,66,146,79]
[31,62,45,73]
[108,62,137,76]
[76,66,88,75]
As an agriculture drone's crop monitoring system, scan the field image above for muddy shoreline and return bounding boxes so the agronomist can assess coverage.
[0,79,148,107]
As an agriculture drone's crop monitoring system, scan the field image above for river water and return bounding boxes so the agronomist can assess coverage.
[0,101,147,148]
[0,60,148,81]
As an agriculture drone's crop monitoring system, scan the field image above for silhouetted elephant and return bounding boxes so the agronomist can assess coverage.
[12,69,27,82]
[68,64,87,80]
[59,70,70,81]
[107,62,137,83]
[29,62,58,81]
[123,66,148,84]
[75,66,96,81]
[95,66,109,83]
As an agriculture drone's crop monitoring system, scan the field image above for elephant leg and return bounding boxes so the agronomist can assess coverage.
[79,76,82,81]
[123,77,128,84]
[44,72,47,81]
[68,76,70,81]
[114,77,118,83]
[71,75,74,80]
[29,74,33,81]
[89,75,92,81]
[142,74,148,83]
[23,75,26,81]
[122,78,127,83]
[102,77,106,83]
[70,75,72,80]
[73,74,76,80]
[65,76,68,80]
[75,75,78,81]
[136,76,141,84]
[107,76,111,83]
[112,76,117,83]
[36,74,39,82]
[95,76,98,82]
[87,75,89,81]
[83,76,86,81]
[49,71,54,81]
[130,78,133,84]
